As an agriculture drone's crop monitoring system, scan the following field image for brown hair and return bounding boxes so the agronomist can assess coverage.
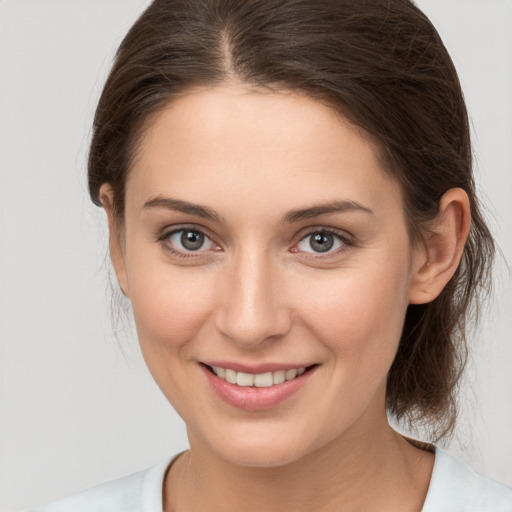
[88,0,495,441]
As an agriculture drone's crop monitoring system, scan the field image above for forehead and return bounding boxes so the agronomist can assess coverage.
[126,85,404,222]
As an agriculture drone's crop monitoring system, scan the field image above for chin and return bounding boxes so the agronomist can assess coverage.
[191,422,323,468]
[217,443,307,468]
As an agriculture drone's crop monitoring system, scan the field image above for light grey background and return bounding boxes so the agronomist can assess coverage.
[0,1,510,511]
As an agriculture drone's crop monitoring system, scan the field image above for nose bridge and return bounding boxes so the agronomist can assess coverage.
[215,245,290,347]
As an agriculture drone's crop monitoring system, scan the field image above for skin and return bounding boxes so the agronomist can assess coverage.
[101,83,470,511]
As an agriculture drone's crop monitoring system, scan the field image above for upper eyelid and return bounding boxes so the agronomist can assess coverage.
[158,224,216,241]
[158,227,219,258]
[295,226,354,243]
[156,224,355,250]
[292,228,358,258]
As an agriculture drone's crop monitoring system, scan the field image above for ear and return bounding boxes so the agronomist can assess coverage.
[99,184,130,298]
[409,188,471,305]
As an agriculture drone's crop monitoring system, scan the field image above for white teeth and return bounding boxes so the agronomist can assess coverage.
[225,369,237,384]
[285,368,298,380]
[211,366,307,387]
[254,372,273,388]
[273,370,286,385]
[236,372,254,387]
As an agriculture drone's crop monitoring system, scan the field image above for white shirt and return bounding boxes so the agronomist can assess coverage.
[32,448,512,512]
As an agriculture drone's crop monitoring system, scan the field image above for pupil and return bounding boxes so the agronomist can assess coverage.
[181,231,204,251]
[310,233,334,253]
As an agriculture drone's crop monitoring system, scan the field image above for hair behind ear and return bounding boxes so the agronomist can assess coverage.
[100,184,129,297]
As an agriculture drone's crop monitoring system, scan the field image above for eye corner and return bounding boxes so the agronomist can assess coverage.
[291,227,357,258]
[156,225,222,259]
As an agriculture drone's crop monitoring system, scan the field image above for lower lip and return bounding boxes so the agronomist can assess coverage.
[201,365,315,411]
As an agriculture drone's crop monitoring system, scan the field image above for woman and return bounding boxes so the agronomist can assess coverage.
[33,0,511,510]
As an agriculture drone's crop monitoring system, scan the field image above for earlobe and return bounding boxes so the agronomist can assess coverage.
[99,184,130,298]
[409,188,471,305]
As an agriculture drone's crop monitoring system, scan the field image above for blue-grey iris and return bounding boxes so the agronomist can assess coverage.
[310,233,334,253]
[181,230,205,250]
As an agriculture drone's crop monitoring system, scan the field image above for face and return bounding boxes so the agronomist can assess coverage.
[109,84,421,467]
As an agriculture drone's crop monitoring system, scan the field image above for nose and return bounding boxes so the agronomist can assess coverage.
[213,248,292,348]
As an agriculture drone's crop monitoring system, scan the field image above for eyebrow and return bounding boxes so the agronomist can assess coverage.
[281,200,375,224]
[143,196,223,222]
[143,196,374,224]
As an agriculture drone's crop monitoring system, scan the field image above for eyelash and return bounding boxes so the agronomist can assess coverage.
[156,226,356,260]
[157,225,220,260]
[292,228,356,258]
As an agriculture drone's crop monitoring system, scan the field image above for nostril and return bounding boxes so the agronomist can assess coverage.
[214,308,293,347]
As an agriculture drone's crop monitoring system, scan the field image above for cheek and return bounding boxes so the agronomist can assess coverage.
[294,259,412,432]
[300,256,411,364]
[126,252,216,357]
[126,263,219,416]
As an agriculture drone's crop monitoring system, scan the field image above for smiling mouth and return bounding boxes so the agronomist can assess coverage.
[204,364,315,388]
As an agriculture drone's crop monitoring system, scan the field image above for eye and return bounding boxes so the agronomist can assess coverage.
[161,228,218,254]
[295,230,347,254]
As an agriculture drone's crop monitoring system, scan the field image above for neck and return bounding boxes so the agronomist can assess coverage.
[164,416,434,512]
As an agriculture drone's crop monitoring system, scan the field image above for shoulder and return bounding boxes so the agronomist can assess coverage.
[423,447,512,512]
[30,457,174,512]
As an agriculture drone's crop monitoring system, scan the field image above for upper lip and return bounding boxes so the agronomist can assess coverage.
[201,361,316,374]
